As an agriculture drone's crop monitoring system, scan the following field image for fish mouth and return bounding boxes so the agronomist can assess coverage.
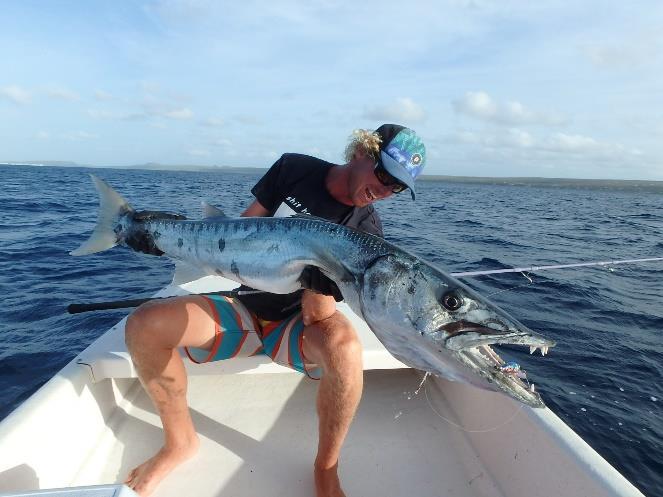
[442,320,554,352]
[442,321,555,408]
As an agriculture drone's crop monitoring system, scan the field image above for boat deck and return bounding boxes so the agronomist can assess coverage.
[72,370,500,497]
[0,273,645,497]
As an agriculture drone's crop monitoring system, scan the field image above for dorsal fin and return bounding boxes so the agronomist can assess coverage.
[201,201,227,218]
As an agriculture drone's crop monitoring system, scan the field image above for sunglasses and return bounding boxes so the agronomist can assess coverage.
[374,162,407,194]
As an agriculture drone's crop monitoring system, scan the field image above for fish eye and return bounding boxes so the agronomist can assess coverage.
[441,291,463,311]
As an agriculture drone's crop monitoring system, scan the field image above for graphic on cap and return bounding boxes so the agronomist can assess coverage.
[385,128,426,180]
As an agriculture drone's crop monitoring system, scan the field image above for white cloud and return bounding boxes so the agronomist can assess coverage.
[541,132,643,158]
[1,85,31,104]
[448,128,535,149]
[63,131,98,141]
[504,129,535,148]
[233,115,263,125]
[94,90,113,101]
[46,87,80,101]
[88,109,115,119]
[447,127,642,160]
[443,126,652,178]
[140,81,162,94]
[545,133,599,152]
[453,91,566,126]
[137,83,194,121]
[363,98,426,124]
[88,109,147,121]
[147,0,215,24]
[189,148,210,157]
[36,131,50,140]
[88,104,193,121]
[453,92,497,120]
[584,44,644,68]
[162,107,193,120]
[581,30,661,69]
[200,117,224,127]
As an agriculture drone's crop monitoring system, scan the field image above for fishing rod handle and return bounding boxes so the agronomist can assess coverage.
[67,298,153,314]
[65,289,261,314]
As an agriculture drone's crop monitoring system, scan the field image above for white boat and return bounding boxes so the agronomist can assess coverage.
[0,272,646,497]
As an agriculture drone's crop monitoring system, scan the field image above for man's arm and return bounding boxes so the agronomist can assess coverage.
[241,200,270,217]
[240,199,337,324]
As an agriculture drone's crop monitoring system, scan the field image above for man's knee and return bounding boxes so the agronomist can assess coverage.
[328,326,362,363]
[125,302,165,351]
[309,312,362,368]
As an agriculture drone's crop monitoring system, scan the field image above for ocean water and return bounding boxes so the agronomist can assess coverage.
[1,164,662,496]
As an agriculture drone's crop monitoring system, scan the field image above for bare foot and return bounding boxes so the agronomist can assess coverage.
[314,464,346,497]
[125,436,199,496]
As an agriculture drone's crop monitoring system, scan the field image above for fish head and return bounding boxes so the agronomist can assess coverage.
[360,254,555,408]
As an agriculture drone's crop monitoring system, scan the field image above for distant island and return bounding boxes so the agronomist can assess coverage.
[420,174,663,192]
[3,161,663,192]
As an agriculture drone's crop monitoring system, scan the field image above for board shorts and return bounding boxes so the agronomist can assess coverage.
[184,294,322,379]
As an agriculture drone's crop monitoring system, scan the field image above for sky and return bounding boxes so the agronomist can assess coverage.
[1,0,663,179]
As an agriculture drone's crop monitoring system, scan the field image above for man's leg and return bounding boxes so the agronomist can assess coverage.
[302,311,363,497]
[123,296,217,497]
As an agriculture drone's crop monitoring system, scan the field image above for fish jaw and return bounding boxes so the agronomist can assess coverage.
[454,347,546,408]
[433,313,554,408]
[442,319,555,353]
[359,253,555,408]
[445,307,557,408]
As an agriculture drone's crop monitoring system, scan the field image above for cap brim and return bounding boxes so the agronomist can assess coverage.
[380,151,416,200]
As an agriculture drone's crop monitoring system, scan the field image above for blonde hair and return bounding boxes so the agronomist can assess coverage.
[344,129,382,162]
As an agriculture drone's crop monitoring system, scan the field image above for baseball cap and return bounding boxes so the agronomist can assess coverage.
[375,124,426,200]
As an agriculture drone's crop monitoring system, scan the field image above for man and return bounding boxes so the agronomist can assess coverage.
[123,124,427,497]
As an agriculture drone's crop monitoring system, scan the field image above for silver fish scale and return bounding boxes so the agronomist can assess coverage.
[141,216,394,294]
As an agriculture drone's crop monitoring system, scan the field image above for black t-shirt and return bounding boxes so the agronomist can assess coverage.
[236,153,383,320]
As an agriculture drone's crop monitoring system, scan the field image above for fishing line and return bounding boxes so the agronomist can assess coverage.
[405,373,525,433]
[422,376,525,433]
[480,259,648,300]
[485,272,536,299]
[451,256,663,278]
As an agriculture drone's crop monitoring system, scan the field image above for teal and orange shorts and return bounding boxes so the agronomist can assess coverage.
[184,294,322,379]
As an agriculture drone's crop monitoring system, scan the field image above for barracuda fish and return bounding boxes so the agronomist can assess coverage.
[72,175,555,408]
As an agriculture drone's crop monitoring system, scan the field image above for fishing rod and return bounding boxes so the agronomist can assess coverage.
[66,289,263,314]
[451,256,663,278]
[67,256,663,314]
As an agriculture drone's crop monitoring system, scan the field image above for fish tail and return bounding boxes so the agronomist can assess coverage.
[69,174,134,256]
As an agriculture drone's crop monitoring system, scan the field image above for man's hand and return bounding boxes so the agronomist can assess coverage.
[299,266,343,301]
[301,290,336,326]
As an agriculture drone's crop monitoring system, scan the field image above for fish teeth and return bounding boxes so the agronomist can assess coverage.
[530,346,537,355]
[530,383,536,393]
[542,346,549,356]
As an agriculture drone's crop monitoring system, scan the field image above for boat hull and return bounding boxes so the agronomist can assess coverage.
[0,275,644,497]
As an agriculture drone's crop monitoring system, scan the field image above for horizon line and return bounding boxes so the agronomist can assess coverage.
[2,161,663,185]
